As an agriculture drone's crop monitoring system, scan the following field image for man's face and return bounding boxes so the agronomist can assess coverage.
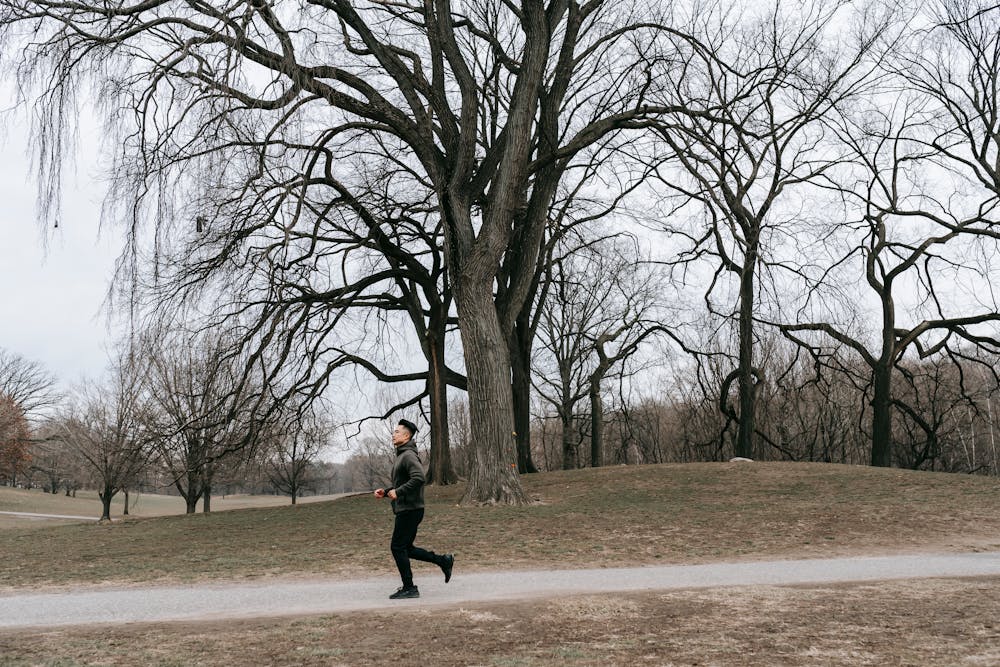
[392,424,412,446]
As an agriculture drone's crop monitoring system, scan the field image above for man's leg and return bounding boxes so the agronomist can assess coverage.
[390,509,423,589]
[406,515,455,583]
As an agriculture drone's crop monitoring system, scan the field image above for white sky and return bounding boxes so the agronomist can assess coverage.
[0,90,121,388]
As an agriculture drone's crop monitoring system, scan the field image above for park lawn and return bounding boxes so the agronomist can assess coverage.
[0,486,344,523]
[1,461,1000,590]
[3,462,1000,666]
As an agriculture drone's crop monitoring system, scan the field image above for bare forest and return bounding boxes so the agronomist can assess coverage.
[2,0,1000,507]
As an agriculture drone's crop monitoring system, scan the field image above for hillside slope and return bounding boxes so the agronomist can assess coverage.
[2,462,998,589]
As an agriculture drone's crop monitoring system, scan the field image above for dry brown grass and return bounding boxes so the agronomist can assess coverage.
[3,462,1000,665]
[2,462,999,590]
[3,576,998,666]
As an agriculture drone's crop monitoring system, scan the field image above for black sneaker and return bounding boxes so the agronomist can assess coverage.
[441,554,455,583]
[389,586,420,600]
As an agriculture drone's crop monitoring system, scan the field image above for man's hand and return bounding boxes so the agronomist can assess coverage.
[387,489,398,500]
[374,488,385,499]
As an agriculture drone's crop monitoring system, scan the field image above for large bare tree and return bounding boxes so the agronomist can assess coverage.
[651,0,888,459]
[780,1,1000,467]
[1,0,719,505]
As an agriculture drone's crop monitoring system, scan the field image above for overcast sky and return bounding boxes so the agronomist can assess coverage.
[1,87,121,388]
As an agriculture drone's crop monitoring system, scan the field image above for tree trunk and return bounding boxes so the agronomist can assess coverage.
[871,361,893,467]
[427,325,458,484]
[202,461,214,512]
[99,488,114,521]
[871,283,896,468]
[123,489,130,516]
[560,408,576,470]
[589,376,604,468]
[181,480,200,513]
[735,248,758,460]
[455,279,529,505]
[510,315,539,474]
[202,484,212,512]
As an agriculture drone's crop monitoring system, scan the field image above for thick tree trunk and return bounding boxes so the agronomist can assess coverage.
[510,315,539,474]
[871,361,893,467]
[181,478,200,513]
[455,279,529,505]
[427,326,458,484]
[589,377,604,468]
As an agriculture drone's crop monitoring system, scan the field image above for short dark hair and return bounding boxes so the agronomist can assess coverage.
[398,418,418,436]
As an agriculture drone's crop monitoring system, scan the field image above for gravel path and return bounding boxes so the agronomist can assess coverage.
[3,551,999,630]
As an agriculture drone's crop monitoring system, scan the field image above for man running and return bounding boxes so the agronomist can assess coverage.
[374,418,455,599]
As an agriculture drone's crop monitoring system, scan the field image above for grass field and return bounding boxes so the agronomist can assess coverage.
[2,461,1000,665]
[0,486,344,529]
[3,462,1000,590]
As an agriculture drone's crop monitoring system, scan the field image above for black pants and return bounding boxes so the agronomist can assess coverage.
[391,508,442,587]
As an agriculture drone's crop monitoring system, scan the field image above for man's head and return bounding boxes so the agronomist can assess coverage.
[392,419,418,446]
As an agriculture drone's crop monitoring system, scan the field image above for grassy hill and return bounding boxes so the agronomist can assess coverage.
[2,461,999,590]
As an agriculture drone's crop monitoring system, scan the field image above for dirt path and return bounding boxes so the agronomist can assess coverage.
[2,551,1000,630]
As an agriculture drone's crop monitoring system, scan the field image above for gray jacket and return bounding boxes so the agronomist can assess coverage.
[388,442,425,514]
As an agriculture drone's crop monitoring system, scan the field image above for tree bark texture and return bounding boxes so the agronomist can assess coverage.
[454,279,529,505]
[871,362,893,467]
[870,277,897,467]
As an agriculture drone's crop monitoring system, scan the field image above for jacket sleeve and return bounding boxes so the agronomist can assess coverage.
[393,452,425,499]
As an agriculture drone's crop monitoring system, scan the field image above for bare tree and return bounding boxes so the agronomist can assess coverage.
[168,181,467,487]
[265,409,330,504]
[532,239,668,468]
[0,393,31,485]
[532,252,603,469]
[345,435,394,492]
[1,0,725,505]
[141,329,273,513]
[651,0,888,459]
[781,63,1000,466]
[58,361,150,521]
[0,348,58,418]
